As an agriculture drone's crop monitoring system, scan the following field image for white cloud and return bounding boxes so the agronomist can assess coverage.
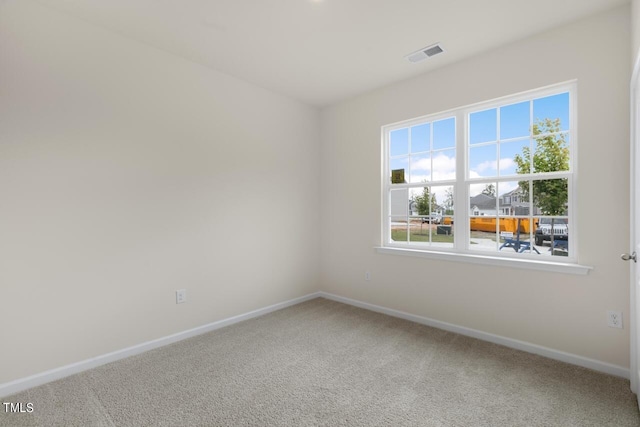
[498,181,518,196]
[471,157,516,175]
[431,186,452,206]
[411,158,431,172]
[499,158,515,171]
[410,174,430,183]
[469,183,490,197]
[475,160,495,173]
[410,153,457,182]
[432,153,456,181]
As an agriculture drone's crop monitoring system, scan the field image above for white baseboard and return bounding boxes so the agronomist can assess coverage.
[318,291,630,379]
[0,292,321,398]
[2,290,628,398]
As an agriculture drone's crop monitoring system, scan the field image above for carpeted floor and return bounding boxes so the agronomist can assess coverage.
[1,297,639,426]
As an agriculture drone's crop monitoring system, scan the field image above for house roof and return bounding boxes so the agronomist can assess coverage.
[469,194,496,210]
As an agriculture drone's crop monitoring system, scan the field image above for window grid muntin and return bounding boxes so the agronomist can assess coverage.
[389,116,456,185]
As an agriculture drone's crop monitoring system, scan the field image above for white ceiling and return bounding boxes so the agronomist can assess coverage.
[38,0,629,106]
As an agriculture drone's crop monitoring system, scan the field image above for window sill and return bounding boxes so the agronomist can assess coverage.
[375,246,592,275]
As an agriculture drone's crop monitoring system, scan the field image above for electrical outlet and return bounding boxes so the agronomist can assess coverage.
[365,271,371,281]
[607,310,622,328]
[176,289,187,304]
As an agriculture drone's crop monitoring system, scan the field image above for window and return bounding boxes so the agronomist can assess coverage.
[383,81,576,262]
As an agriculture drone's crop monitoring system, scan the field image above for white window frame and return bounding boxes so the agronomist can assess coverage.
[379,80,592,275]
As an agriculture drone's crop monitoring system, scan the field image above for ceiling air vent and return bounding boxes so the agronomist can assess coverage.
[405,43,445,63]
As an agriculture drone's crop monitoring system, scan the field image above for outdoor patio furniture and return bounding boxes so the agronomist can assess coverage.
[550,239,568,251]
[500,237,540,254]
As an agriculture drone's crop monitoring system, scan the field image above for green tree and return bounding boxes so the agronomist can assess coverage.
[513,118,569,249]
[443,188,454,215]
[481,184,496,197]
[414,187,437,216]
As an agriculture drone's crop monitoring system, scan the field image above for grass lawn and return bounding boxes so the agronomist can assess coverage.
[391,229,453,243]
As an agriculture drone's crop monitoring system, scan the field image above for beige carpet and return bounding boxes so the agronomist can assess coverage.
[1,297,639,426]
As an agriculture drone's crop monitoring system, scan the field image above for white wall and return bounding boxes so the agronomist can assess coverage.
[320,6,632,368]
[0,1,320,384]
[633,0,640,65]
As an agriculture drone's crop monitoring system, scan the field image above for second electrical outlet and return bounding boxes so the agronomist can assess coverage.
[607,310,622,328]
[176,289,187,304]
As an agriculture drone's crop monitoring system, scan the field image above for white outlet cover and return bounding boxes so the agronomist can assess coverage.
[607,310,622,328]
[176,289,187,304]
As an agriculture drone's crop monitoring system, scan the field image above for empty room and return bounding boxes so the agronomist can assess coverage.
[2,0,640,425]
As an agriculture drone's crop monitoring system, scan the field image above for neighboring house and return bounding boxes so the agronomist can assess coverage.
[498,187,542,216]
[471,189,544,217]
[498,187,568,216]
[409,200,419,216]
[469,193,497,216]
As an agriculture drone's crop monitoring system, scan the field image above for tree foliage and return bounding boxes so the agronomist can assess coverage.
[481,184,496,197]
[414,187,438,216]
[443,188,454,215]
[513,118,569,216]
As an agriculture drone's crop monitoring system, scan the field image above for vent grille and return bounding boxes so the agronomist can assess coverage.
[405,43,445,63]
[424,45,443,57]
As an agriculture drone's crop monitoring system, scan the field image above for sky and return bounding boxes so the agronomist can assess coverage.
[389,92,570,206]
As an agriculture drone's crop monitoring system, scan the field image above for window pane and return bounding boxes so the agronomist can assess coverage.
[532,178,568,217]
[499,181,530,216]
[533,132,570,173]
[469,144,497,178]
[411,123,430,153]
[532,178,569,258]
[433,117,455,149]
[390,188,409,217]
[533,92,569,131]
[390,217,408,243]
[534,216,569,257]
[469,183,498,252]
[498,181,528,216]
[409,187,432,243]
[499,140,530,176]
[404,186,455,247]
[409,187,432,217]
[470,108,497,144]
[497,218,537,255]
[496,181,538,255]
[390,157,408,184]
[410,153,430,183]
[439,186,454,219]
[390,128,409,156]
[432,185,454,247]
[432,149,456,182]
[500,101,530,140]
[408,217,431,243]
[469,183,497,215]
